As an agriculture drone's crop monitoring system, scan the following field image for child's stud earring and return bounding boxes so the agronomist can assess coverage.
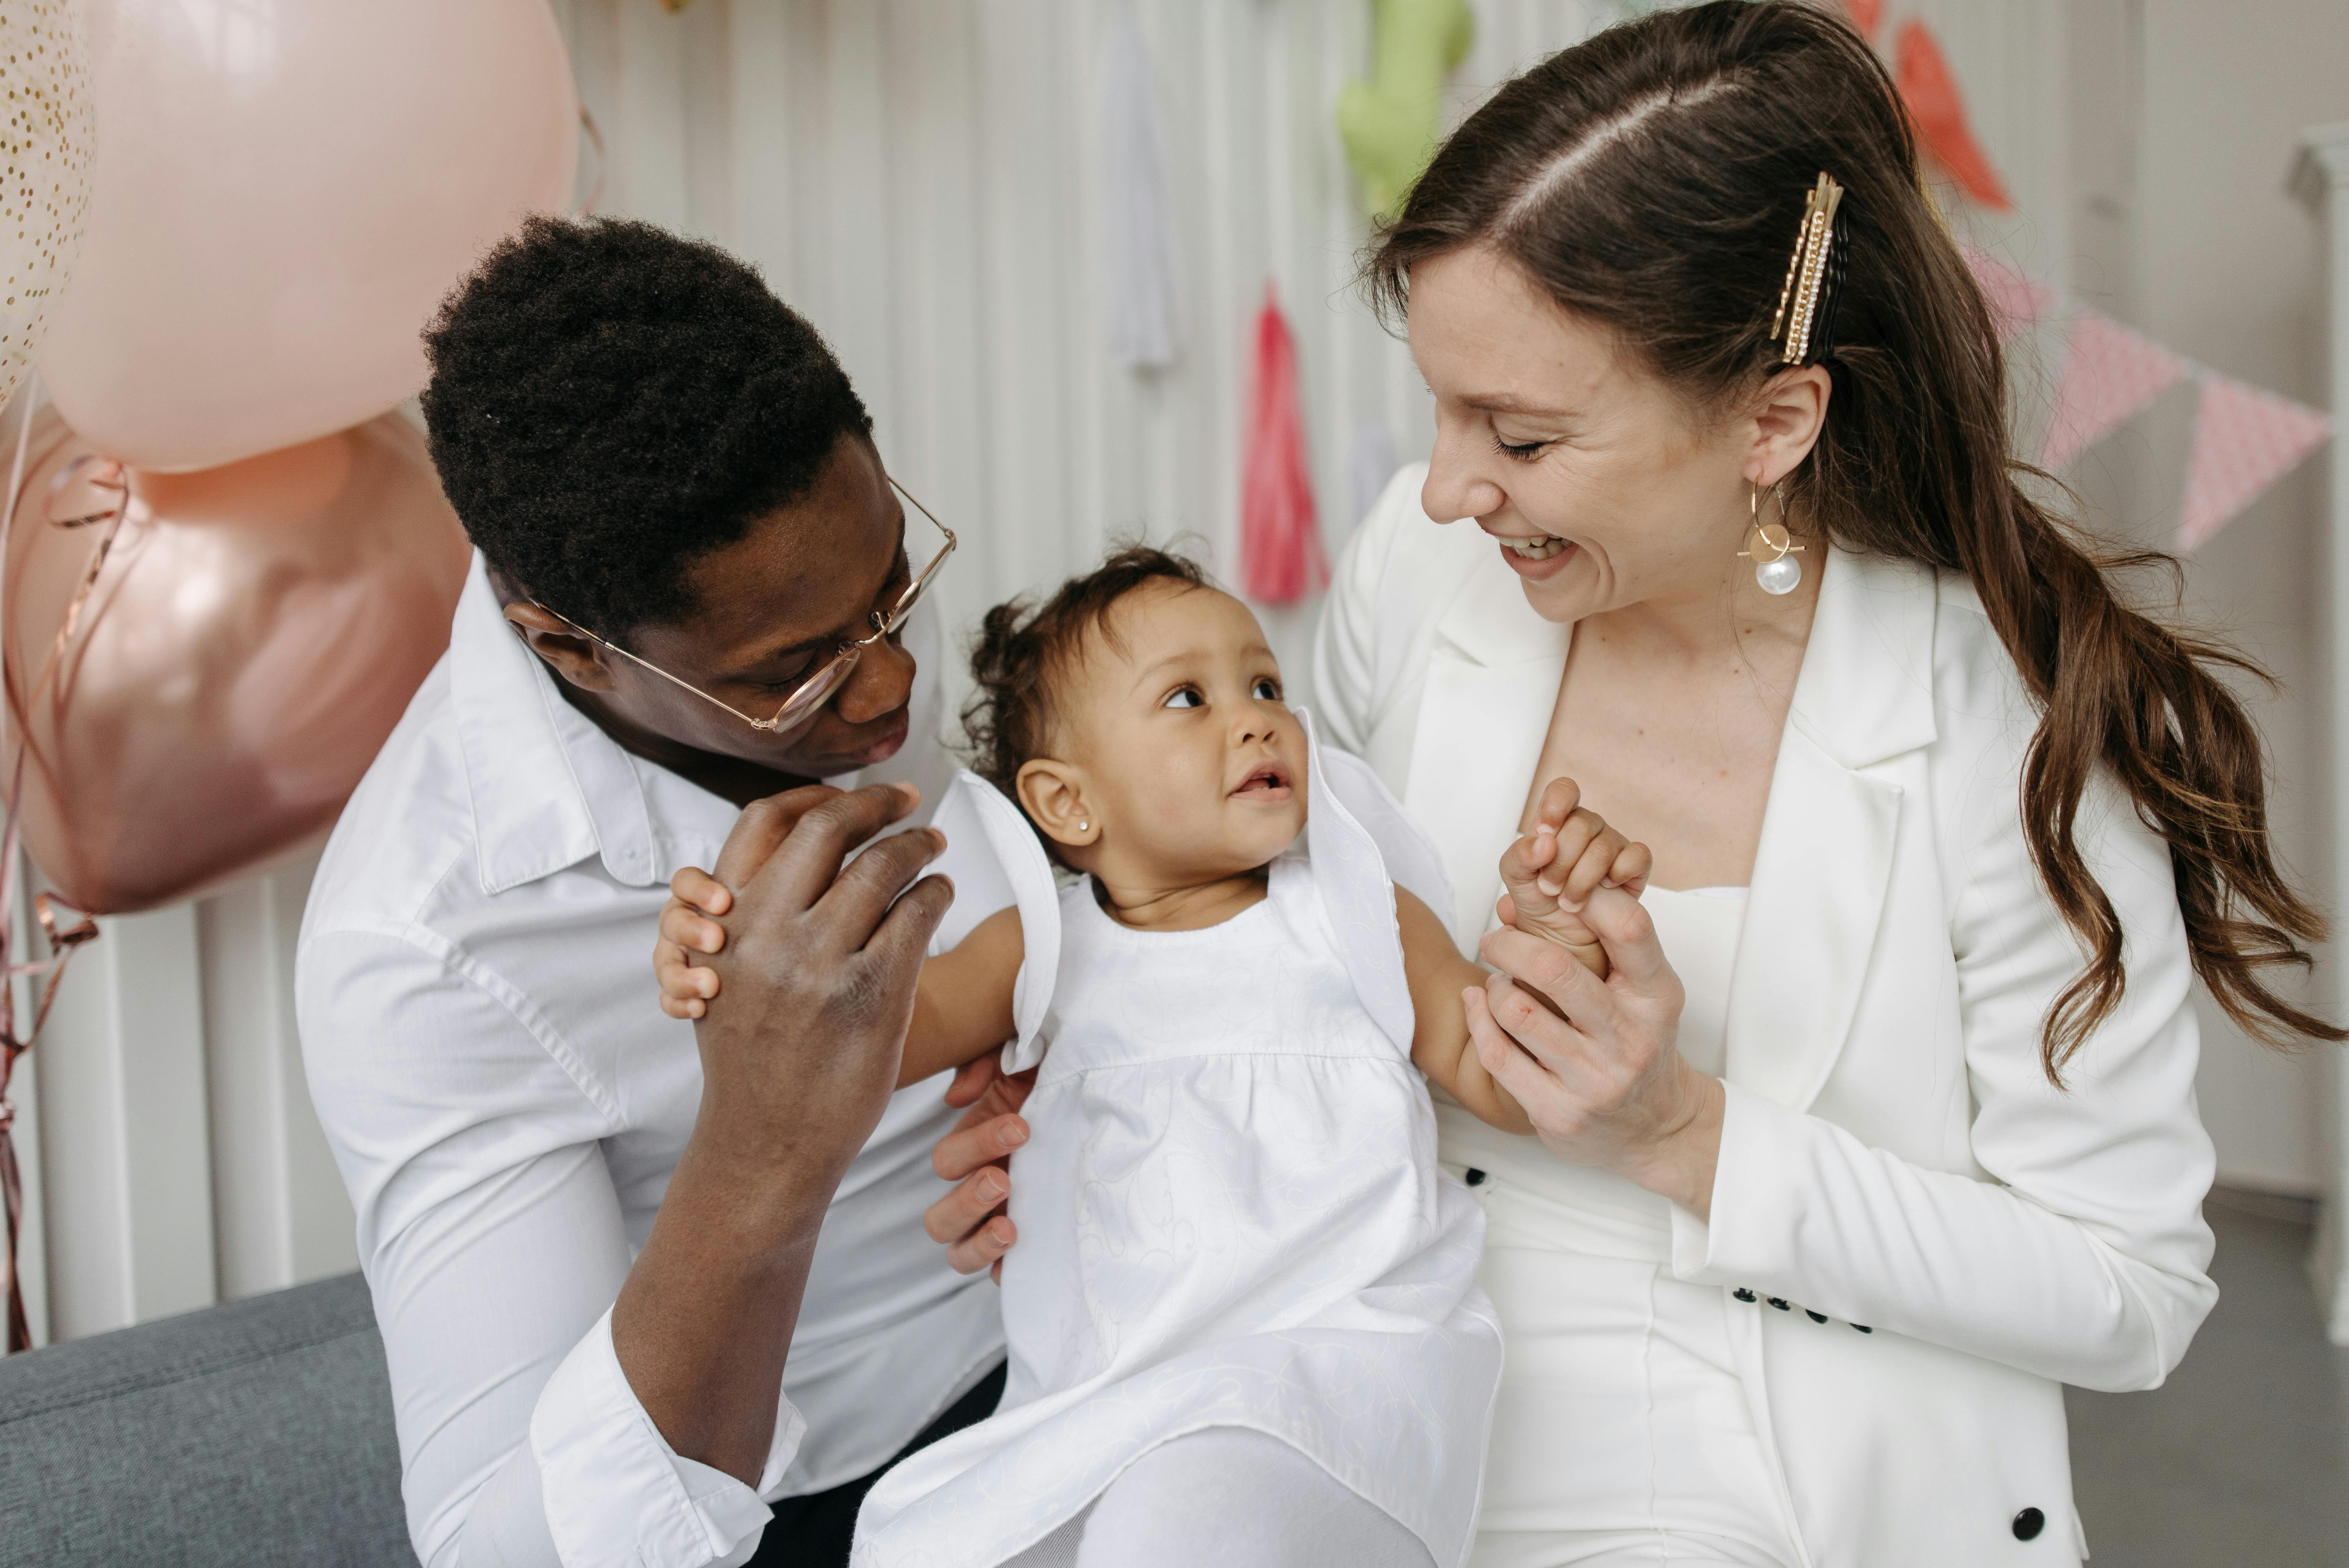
[1078,821,1090,832]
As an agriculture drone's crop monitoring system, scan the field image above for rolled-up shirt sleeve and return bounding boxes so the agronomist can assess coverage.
[299,923,799,1568]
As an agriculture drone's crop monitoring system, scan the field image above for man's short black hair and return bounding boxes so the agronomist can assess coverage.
[420,215,873,638]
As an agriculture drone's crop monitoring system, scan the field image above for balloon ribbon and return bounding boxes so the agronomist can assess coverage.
[0,445,119,1353]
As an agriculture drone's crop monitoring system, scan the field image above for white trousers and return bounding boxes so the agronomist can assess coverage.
[1465,1175,1802,1568]
[1004,1427,1433,1568]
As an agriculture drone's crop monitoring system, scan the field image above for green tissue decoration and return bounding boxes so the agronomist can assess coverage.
[1337,0,1474,221]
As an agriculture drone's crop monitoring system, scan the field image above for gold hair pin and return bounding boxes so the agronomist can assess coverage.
[1769,172,1845,366]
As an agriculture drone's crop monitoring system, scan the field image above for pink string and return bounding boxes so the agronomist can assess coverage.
[0,410,113,1354]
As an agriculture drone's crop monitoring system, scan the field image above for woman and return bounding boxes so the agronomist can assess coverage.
[929,5,2335,1565]
[1317,4,2332,1564]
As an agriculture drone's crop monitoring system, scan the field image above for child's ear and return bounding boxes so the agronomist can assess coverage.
[1017,760,1101,850]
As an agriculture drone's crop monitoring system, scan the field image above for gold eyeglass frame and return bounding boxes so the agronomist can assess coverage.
[536,474,957,737]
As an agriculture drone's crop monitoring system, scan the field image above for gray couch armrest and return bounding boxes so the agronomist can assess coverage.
[0,1272,412,1567]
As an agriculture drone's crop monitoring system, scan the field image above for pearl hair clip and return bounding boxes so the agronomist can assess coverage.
[1769,172,1846,367]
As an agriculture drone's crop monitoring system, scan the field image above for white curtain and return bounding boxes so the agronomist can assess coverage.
[545,0,1652,698]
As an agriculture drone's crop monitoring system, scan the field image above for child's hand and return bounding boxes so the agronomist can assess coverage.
[1497,777,1651,975]
[654,865,732,1020]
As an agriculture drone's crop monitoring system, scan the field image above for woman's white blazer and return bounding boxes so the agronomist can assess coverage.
[1313,466,2219,1568]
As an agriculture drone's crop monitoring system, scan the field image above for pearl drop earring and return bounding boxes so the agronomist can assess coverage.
[1739,480,1805,595]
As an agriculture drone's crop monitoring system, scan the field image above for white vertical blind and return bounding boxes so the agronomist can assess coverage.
[30,898,224,1338]
[9,0,2064,1349]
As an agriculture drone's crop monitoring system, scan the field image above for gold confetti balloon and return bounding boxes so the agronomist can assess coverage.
[0,1,94,412]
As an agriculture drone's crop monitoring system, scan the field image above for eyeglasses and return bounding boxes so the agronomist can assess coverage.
[537,474,956,737]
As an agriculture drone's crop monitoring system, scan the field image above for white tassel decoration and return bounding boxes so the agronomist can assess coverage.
[1101,4,1183,372]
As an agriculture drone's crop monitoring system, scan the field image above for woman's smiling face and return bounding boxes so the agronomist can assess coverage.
[1406,244,1759,625]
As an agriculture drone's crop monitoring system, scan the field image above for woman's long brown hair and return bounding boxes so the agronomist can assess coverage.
[1368,0,2340,1080]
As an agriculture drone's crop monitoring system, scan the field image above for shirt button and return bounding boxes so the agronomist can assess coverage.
[1767,1297,1792,1311]
[1464,1168,1487,1187]
[1805,1310,1829,1323]
[2012,1507,2046,1541]
[1732,1288,1757,1303]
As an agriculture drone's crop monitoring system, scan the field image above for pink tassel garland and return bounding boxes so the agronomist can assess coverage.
[1240,283,1326,605]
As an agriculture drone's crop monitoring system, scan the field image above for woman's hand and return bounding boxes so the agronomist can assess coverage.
[923,1054,1034,1282]
[1462,886,1726,1219]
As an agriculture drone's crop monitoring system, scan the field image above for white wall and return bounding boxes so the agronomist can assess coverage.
[547,0,2067,710]
[7,0,2084,1349]
[11,850,348,1349]
[2062,0,2349,1197]
[547,0,1635,702]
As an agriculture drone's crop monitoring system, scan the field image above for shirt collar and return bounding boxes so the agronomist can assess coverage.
[449,552,688,895]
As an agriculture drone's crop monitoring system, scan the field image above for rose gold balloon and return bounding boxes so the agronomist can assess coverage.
[36,0,577,472]
[1,412,470,912]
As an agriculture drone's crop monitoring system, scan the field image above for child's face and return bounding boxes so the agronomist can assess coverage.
[1020,581,1308,884]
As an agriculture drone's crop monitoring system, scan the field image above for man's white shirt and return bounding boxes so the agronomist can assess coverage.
[296,556,1002,1568]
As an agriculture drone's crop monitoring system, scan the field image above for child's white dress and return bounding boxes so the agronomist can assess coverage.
[853,715,1502,1568]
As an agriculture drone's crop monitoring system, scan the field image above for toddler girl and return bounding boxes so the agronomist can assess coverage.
[656,548,1647,1568]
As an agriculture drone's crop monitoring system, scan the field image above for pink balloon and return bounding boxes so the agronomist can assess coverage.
[37,0,578,472]
[2,411,472,912]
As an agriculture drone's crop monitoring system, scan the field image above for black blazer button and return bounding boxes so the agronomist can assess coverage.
[2012,1507,2045,1541]
[1732,1288,1757,1303]
[1805,1310,1829,1323]
[1464,1168,1487,1187]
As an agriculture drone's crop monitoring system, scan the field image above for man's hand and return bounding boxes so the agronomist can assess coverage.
[614,780,952,1484]
[923,1055,1034,1282]
[690,780,954,1213]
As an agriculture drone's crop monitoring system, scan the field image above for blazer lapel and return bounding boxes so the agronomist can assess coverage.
[1723,720,1902,1109]
[1401,556,1570,946]
[1722,548,1939,1111]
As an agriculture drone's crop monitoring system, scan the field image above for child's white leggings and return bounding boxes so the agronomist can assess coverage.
[1003,1426,1435,1568]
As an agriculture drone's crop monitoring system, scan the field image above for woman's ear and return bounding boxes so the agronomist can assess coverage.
[502,602,619,692]
[1017,759,1100,851]
[1744,363,1833,490]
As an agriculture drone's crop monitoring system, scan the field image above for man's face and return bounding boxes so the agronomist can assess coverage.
[583,435,921,781]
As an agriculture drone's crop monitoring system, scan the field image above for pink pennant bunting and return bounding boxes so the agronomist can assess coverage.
[1963,246,2054,340]
[2176,375,2333,551]
[2039,310,2188,472]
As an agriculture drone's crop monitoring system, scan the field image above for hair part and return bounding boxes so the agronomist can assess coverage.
[420,215,874,640]
[962,545,1214,857]
[1368,0,2338,1078]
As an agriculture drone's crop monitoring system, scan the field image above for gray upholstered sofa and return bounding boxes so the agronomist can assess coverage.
[0,1272,412,1566]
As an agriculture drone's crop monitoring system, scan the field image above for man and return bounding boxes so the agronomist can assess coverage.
[297,216,1004,1568]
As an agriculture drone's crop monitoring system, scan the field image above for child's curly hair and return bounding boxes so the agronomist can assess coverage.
[961,545,1213,846]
